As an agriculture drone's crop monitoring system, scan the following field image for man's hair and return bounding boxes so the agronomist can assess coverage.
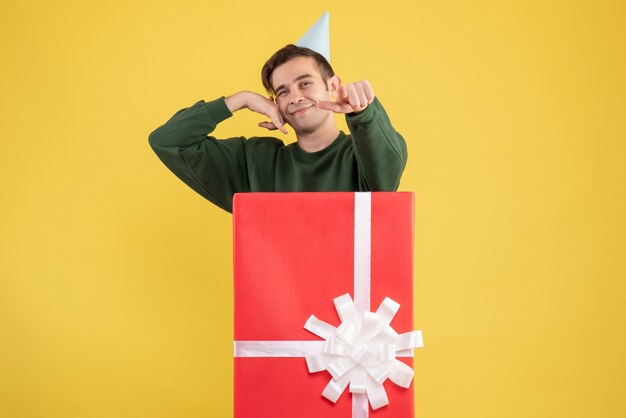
[261,44,335,96]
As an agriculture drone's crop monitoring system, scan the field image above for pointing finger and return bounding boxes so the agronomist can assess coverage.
[318,100,352,114]
[318,101,337,111]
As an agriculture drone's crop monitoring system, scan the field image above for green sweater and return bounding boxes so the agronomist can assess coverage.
[148,97,407,213]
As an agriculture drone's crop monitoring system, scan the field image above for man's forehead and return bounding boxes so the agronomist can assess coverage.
[271,56,322,89]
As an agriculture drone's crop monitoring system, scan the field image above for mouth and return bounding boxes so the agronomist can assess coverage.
[289,105,313,116]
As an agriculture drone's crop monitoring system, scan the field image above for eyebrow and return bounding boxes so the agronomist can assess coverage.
[274,74,314,94]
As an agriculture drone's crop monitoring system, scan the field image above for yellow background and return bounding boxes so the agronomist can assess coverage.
[1,0,625,417]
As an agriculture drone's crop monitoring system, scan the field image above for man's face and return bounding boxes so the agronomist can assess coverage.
[270,56,338,134]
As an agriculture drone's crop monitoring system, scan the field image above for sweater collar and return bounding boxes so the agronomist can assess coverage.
[291,131,347,163]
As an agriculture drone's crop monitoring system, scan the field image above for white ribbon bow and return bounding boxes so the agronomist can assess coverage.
[304,293,424,410]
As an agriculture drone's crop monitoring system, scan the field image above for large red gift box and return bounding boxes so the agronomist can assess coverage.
[233,192,420,418]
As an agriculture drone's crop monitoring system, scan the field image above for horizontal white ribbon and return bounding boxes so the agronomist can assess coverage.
[234,340,414,358]
[234,341,324,357]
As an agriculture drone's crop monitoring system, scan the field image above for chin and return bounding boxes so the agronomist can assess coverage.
[293,125,315,135]
[287,119,313,134]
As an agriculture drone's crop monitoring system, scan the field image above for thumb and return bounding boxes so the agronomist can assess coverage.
[258,121,277,130]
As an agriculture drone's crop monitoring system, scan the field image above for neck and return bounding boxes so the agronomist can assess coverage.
[295,118,340,153]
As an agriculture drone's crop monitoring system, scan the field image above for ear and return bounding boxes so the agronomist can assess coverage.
[328,75,341,98]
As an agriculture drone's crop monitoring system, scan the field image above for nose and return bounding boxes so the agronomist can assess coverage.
[288,90,305,105]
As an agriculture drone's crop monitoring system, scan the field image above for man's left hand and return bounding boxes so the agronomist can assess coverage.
[318,80,375,114]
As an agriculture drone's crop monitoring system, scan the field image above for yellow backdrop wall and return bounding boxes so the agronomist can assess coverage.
[1,0,625,417]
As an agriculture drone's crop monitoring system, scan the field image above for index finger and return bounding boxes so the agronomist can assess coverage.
[318,101,352,114]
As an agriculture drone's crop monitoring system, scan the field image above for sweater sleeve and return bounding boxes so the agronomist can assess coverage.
[148,97,252,213]
[345,97,408,190]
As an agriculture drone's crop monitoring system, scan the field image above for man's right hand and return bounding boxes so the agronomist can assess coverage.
[225,91,288,134]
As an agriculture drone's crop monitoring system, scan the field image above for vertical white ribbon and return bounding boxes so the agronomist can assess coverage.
[353,192,371,317]
[352,192,371,418]
[352,392,369,418]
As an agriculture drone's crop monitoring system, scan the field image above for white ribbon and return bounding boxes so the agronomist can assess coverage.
[233,192,424,417]
[234,341,325,357]
[353,192,371,317]
[304,294,423,411]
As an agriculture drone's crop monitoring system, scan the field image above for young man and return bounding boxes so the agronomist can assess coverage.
[149,44,407,213]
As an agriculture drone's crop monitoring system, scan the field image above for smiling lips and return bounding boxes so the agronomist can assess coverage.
[290,105,313,116]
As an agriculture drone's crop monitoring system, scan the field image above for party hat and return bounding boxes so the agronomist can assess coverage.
[295,12,330,62]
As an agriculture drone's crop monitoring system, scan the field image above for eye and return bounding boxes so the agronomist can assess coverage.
[300,81,310,88]
[277,90,287,97]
